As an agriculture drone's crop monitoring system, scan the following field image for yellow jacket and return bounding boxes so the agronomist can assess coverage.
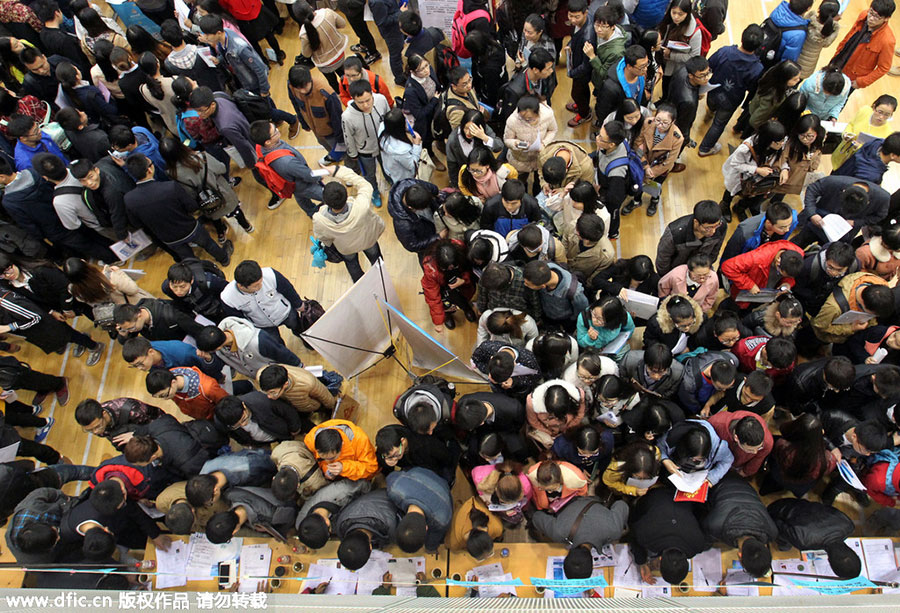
[303,419,378,481]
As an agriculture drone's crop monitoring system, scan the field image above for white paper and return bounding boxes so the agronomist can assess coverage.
[137,501,166,518]
[822,121,849,134]
[672,332,689,355]
[863,538,898,581]
[625,476,658,489]
[468,562,515,598]
[699,82,720,95]
[872,347,889,364]
[238,544,271,593]
[592,545,616,568]
[388,557,425,597]
[822,214,853,242]
[613,544,643,588]
[197,46,217,68]
[155,539,190,589]
[692,548,723,592]
[119,268,146,279]
[736,289,780,303]
[847,538,867,577]
[304,365,324,377]
[110,229,153,261]
[832,310,876,325]
[185,533,243,580]
[668,470,708,494]
[526,134,542,153]
[600,331,630,355]
[837,459,867,491]
[724,569,759,596]
[857,132,877,145]
[624,290,660,320]
[642,579,671,597]
[0,441,20,463]
[310,169,331,178]
[355,557,390,595]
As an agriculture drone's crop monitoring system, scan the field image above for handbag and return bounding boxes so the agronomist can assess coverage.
[416,148,436,182]
[740,146,779,197]
[196,156,228,216]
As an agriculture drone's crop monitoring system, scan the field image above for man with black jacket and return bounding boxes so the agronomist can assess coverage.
[161,260,229,322]
[74,397,164,451]
[593,46,651,134]
[782,357,856,415]
[387,178,440,260]
[374,424,455,478]
[113,299,206,344]
[665,56,710,155]
[123,155,233,265]
[564,0,595,127]
[838,364,900,422]
[214,392,305,448]
[495,48,555,123]
[791,242,858,317]
[20,48,64,112]
[56,109,111,163]
[70,158,134,242]
[160,20,226,92]
[479,180,542,236]
[454,391,529,463]
[820,409,890,505]
[767,499,860,578]
[123,414,217,480]
[33,0,92,77]
[655,201,726,276]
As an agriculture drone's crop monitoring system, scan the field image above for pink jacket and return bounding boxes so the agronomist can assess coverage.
[471,464,533,505]
[658,264,720,313]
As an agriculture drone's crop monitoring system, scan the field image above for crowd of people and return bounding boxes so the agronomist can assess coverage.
[0,0,899,597]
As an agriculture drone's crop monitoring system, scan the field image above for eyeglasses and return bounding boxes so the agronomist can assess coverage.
[469,166,488,176]
[873,108,894,118]
[654,117,672,127]
[382,450,404,462]
[633,62,649,73]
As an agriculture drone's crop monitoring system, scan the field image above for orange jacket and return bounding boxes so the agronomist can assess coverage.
[303,419,378,481]
[526,461,588,511]
[832,10,895,88]
[339,70,395,107]
[171,366,228,420]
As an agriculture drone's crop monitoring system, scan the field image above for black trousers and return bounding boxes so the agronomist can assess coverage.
[11,366,65,394]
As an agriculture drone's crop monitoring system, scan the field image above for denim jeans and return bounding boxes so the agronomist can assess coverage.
[377,21,406,81]
[201,448,276,487]
[356,154,381,195]
[297,478,372,523]
[294,180,325,218]
[342,243,382,282]
[169,222,228,264]
[46,463,94,483]
[699,101,738,153]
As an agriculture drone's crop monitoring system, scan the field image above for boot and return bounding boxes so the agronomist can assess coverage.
[733,200,749,221]
[719,199,732,223]
[443,312,456,329]
[463,304,477,322]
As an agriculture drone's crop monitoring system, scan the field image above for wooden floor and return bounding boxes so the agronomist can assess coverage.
[14,0,900,481]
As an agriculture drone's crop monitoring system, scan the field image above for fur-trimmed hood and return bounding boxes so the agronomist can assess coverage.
[530,379,582,415]
[655,294,704,334]
[762,301,801,337]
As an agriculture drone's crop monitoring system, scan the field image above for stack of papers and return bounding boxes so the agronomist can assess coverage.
[822,214,853,242]
[355,550,392,595]
[723,569,759,596]
[467,562,516,598]
[832,310,876,325]
[110,230,153,261]
[624,290,659,320]
[302,563,357,595]
[387,556,426,597]
[185,534,242,580]
[668,470,708,494]
[155,540,190,589]
[238,544,271,593]
[692,548,723,592]
[600,331,631,355]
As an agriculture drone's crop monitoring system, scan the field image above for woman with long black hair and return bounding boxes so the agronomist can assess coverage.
[720,120,788,222]
[293,1,348,93]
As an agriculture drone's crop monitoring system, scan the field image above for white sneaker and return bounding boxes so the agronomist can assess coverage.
[267,195,286,210]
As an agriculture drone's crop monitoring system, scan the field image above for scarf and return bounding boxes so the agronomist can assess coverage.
[474,168,500,199]
[616,58,645,101]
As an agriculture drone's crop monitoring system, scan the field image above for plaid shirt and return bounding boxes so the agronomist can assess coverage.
[0,96,45,140]
[7,506,61,545]
[476,266,542,322]
[0,1,42,31]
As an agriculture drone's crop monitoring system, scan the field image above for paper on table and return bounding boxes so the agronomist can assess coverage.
[837,459,867,491]
[642,579,671,597]
[388,557,424,597]
[155,540,190,589]
[613,544,642,588]
[822,214,853,242]
[773,573,811,596]
[668,470,708,494]
[356,557,390,595]
[613,587,641,597]
[0,441,19,463]
[324,567,358,595]
[545,557,583,598]
[185,534,243,580]
[863,538,898,581]
[110,230,153,261]
[238,544,271,593]
[846,538,867,577]
[592,545,616,568]
[600,331,631,355]
[832,310,876,325]
[692,548,723,592]
[468,563,515,598]
[302,563,333,592]
[724,569,759,596]
[624,290,660,320]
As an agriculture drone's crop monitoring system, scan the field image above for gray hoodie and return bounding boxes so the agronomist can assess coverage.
[216,316,274,378]
[341,93,390,157]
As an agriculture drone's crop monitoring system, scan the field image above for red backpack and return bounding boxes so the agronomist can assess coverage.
[693,19,712,57]
[254,146,295,198]
[451,0,491,59]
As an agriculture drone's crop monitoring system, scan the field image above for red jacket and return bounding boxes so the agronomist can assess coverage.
[721,240,804,305]
[708,410,773,476]
[218,0,261,21]
[421,240,475,325]
[864,460,900,507]
[731,336,795,384]
[831,10,896,88]
[171,366,229,421]
[339,70,395,108]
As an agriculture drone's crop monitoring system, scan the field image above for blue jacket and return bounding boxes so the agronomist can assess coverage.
[216,30,270,95]
[708,45,764,111]
[833,138,889,185]
[387,178,440,253]
[368,0,400,28]
[630,0,669,29]
[129,127,168,178]
[658,418,734,486]
[769,2,810,63]
[720,210,799,262]
[386,467,452,551]
[14,133,68,171]
[798,71,851,121]
[260,140,322,199]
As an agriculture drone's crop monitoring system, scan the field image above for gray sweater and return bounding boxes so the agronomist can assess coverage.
[341,93,390,157]
[532,496,629,548]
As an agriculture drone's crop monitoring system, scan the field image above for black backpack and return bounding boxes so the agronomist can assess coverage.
[431,90,467,143]
[756,18,807,68]
[181,257,225,290]
[228,89,272,123]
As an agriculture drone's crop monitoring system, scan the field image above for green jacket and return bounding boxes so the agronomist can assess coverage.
[589,27,627,92]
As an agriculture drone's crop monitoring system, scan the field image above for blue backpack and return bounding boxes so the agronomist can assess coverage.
[873,448,900,497]
[175,110,199,149]
[604,141,646,197]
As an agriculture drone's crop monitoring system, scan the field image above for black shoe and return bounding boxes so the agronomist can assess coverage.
[363,51,382,65]
[620,199,640,216]
[228,176,242,187]
[734,202,750,221]
[394,75,407,87]
[463,305,477,322]
[719,200,732,223]
[276,49,286,66]
[443,313,456,329]
[219,240,234,267]
[646,197,659,216]
[608,231,619,239]
[350,44,368,54]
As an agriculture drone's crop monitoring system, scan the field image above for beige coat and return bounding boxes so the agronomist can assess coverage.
[798,11,841,79]
[300,9,348,70]
[140,76,178,136]
[270,440,329,497]
[503,104,558,173]
[538,141,594,188]
[560,220,615,284]
[312,166,384,254]
[102,266,154,305]
[257,364,337,414]
[635,120,684,180]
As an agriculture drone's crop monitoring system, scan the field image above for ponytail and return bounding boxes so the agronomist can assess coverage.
[294,3,321,52]
[138,52,165,101]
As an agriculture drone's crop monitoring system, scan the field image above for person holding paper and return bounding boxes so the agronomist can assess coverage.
[526,459,588,512]
[677,352,739,416]
[602,440,661,497]
[792,242,859,318]
[811,271,893,343]
[820,410,890,506]
[576,295,635,360]
[796,176,889,247]
[471,461,533,523]
[658,0,703,98]
[708,412,773,477]
[721,240,804,310]
[448,495,502,556]
[835,323,900,365]
[160,20,227,93]
[767,498,860,578]
[781,356,856,415]
[760,413,837,497]
[333,489,402,569]
[830,94,897,169]
[628,485,710,585]
[833,132,900,185]
[708,370,775,418]
[624,103,683,216]
[643,294,704,354]
[525,379,587,449]
[503,96,557,195]
[621,344,685,399]
[700,474,777,578]
[658,418,734,487]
